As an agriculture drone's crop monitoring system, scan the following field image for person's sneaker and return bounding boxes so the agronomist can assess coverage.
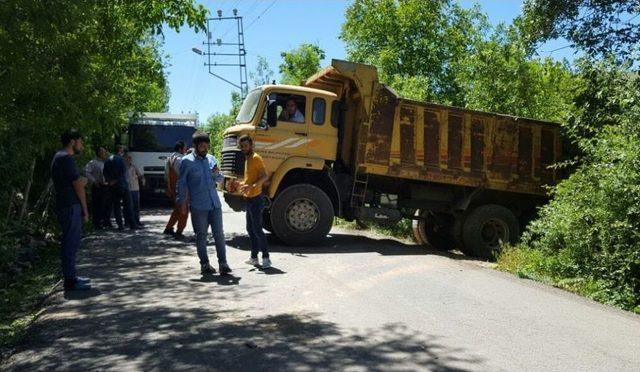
[261,258,272,269]
[200,263,217,275]
[245,257,259,266]
[163,228,175,236]
[219,263,232,275]
[174,232,185,241]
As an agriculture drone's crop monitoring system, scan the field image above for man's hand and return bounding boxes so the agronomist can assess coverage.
[212,165,220,176]
[239,182,251,194]
[82,208,89,223]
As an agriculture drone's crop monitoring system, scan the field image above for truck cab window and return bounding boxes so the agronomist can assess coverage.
[312,98,326,125]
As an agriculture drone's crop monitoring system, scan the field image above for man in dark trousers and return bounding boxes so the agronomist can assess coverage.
[103,145,137,231]
[238,135,271,269]
[51,129,91,291]
[84,146,111,229]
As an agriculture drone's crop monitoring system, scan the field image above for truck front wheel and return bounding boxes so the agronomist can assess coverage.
[270,184,334,246]
[462,204,519,260]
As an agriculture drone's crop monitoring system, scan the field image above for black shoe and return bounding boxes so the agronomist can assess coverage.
[137,222,145,228]
[219,263,232,275]
[163,228,175,236]
[201,263,216,275]
[136,223,145,229]
[174,232,185,240]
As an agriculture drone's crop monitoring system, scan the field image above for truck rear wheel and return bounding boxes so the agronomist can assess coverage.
[270,184,334,246]
[412,210,455,251]
[462,204,519,260]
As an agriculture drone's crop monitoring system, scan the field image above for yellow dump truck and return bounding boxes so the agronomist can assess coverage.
[220,59,564,259]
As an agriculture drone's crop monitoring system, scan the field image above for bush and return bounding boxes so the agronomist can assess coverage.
[498,60,640,312]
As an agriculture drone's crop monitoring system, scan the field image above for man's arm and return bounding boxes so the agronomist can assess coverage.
[176,159,189,206]
[73,177,89,222]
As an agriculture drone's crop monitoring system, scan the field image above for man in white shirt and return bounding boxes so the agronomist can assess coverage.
[164,141,188,238]
[84,146,111,229]
[124,153,145,228]
[280,98,305,123]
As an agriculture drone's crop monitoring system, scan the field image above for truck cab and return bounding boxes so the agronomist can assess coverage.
[220,85,342,245]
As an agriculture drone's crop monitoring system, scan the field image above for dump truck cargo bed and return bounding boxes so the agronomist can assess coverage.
[362,89,562,196]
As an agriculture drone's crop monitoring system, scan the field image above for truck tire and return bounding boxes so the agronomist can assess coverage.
[413,210,455,251]
[262,209,273,233]
[462,204,519,260]
[270,184,334,246]
[412,210,427,245]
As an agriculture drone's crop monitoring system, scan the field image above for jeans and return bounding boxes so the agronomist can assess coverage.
[55,204,82,284]
[246,195,269,259]
[131,190,141,225]
[91,185,110,227]
[110,186,135,228]
[190,208,227,265]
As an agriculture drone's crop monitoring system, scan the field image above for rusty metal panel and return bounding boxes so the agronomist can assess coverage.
[423,110,440,167]
[470,118,485,173]
[540,128,555,184]
[400,106,416,166]
[448,114,463,170]
[366,86,396,165]
[518,126,533,181]
[489,118,517,180]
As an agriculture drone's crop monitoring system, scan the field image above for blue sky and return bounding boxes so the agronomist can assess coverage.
[162,0,574,123]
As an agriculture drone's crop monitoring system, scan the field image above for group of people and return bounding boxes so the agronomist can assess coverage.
[84,145,145,231]
[51,129,270,291]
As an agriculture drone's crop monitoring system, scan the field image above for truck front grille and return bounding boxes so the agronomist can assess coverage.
[221,150,245,177]
[223,135,238,149]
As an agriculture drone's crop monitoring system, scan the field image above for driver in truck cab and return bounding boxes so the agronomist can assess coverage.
[278,98,304,123]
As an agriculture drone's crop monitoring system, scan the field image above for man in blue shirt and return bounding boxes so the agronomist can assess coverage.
[177,131,231,275]
[103,145,137,230]
[51,129,91,291]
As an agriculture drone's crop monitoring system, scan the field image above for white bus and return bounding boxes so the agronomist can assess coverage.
[126,112,197,198]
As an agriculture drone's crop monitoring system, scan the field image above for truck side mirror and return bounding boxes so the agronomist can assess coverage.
[266,94,278,127]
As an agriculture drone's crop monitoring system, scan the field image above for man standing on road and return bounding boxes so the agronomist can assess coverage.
[103,145,137,231]
[84,146,111,229]
[238,135,271,269]
[176,131,232,275]
[124,152,145,228]
[51,129,91,291]
[163,141,188,239]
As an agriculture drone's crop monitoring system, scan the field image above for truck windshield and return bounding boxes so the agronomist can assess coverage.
[235,89,263,124]
[129,125,196,152]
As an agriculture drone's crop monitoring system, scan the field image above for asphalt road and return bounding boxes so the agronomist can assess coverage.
[5,196,640,371]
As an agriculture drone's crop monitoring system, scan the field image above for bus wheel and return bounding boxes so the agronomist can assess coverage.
[270,184,334,246]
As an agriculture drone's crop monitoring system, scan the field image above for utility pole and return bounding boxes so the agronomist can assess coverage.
[193,9,248,99]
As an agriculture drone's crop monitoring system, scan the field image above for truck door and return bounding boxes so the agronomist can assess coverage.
[307,96,338,160]
[256,92,309,158]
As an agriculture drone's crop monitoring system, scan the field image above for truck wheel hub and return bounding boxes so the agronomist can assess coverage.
[481,218,509,248]
[285,199,319,232]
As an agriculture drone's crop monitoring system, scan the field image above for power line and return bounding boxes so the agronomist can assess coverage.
[245,0,277,31]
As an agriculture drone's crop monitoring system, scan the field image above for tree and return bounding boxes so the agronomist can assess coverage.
[521,0,640,60]
[341,0,577,122]
[0,0,207,222]
[279,43,325,85]
[250,55,275,87]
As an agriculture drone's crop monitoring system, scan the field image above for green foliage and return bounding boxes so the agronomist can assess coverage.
[499,61,640,311]
[279,43,326,85]
[341,0,577,122]
[521,0,640,60]
[250,55,275,87]
[0,0,206,217]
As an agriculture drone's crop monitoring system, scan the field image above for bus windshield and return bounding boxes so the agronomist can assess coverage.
[235,89,263,124]
[129,125,196,152]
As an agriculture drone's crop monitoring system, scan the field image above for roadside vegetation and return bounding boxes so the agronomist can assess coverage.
[0,0,207,355]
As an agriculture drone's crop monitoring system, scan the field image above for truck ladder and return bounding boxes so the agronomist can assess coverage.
[350,121,371,207]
